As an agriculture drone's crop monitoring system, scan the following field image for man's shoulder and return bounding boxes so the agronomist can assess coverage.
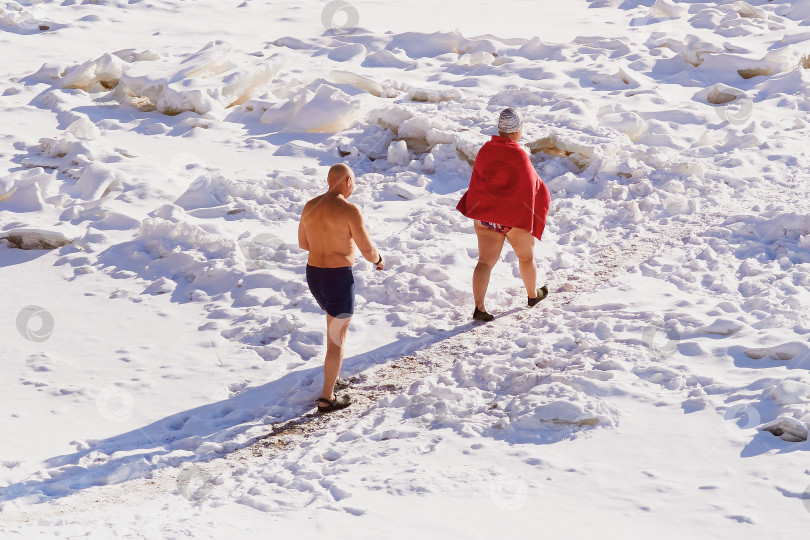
[303,194,360,217]
[303,193,325,208]
[342,199,362,218]
[326,195,359,212]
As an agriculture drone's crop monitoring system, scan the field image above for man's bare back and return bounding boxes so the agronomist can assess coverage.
[300,192,362,268]
[298,164,381,269]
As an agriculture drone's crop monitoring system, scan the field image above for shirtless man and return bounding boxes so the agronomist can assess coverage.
[298,163,384,413]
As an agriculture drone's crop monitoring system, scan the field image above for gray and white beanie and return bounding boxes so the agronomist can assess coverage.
[497,107,523,133]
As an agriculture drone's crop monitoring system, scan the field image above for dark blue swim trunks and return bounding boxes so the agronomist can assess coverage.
[306,265,354,318]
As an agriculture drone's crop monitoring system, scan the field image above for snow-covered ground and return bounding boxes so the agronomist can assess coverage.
[2,0,810,537]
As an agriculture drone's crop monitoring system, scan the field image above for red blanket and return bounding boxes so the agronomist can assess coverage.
[456,136,550,240]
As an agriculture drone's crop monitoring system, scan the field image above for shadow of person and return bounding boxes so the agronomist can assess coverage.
[1,313,484,505]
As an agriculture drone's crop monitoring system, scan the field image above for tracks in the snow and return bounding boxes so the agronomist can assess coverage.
[8,175,801,520]
[235,178,803,463]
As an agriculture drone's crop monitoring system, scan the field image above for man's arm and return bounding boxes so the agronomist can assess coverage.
[347,205,383,268]
[298,211,310,251]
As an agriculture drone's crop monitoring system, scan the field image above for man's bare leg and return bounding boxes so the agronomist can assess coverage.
[473,221,506,311]
[322,314,350,400]
[505,227,537,297]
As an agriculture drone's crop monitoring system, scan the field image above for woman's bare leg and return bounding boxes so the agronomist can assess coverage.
[473,221,506,311]
[505,227,537,298]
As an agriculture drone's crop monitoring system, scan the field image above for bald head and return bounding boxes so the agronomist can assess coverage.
[327,163,354,190]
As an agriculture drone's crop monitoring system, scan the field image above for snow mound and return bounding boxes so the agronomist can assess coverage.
[68,162,123,201]
[132,218,237,261]
[648,0,686,19]
[102,218,244,295]
[284,84,362,133]
[508,385,616,431]
[769,381,810,406]
[599,112,648,141]
[0,1,63,33]
[386,30,497,59]
[0,169,54,212]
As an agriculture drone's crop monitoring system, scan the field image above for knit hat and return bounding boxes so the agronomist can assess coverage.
[497,107,523,133]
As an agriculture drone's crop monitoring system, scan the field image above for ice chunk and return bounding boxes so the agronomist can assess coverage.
[694,83,746,105]
[422,153,436,173]
[0,186,16,203]
[732,1,768,19]
[220,61,284,108]
[70,162,122,201]
[61,52,126,91]
[397,116,432,139]
[531,400,599,427]
[175,174,232,210]
[649,0,687,18]
[699,319,743,336]
[744,342,807,361]
[66,117,100,140]
[680,35,724,67]
[0,169,54,212]
[353,127,395,160]
[259,88,313,125]
[406,86,460,103]
[760,416,808,442]
[362,50,411,69]
[527,135,595,171]
[330,70,385,97]
[67,41,291,118]
[387,140,409,166]
[387,182,422,200]
[590,67,638,89]
[1,229,73,250]
[285,84,361,133]
[600,112,647,141]
[176,40,234,79]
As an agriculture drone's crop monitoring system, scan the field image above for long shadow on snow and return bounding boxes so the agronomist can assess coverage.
[0,317,481,504]
[728,345,810,373]
[740,430,810,458]
[726,346,810,457]
[0,245,53,268]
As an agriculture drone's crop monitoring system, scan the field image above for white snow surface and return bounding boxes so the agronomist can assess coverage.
[2,0,810,537]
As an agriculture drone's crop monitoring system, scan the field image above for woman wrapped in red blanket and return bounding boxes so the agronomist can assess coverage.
[456,107,551,321]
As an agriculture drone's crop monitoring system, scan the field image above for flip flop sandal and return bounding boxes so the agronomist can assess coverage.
[317,393,352,413]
